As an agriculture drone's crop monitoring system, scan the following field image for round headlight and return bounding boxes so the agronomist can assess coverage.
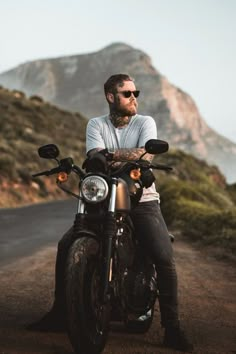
[81,176,109,203]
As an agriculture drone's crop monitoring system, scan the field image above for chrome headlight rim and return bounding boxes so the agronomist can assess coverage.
[81,175,109,203]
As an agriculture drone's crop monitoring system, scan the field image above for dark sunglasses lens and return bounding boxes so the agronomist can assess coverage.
[123,91,131,98]
[122,91,140,98]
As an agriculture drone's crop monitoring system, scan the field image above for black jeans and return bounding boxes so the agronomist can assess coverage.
[130,201,179,328]
[54,201,179,328]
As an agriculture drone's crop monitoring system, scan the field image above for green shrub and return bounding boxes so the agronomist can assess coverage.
[180,205,236,252]
[158,173,236,256]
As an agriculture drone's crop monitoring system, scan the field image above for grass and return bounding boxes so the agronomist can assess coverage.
[155,149,236,258]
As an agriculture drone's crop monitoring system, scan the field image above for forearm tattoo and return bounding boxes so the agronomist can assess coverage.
[87,147,154,163]
[113,148,153,162]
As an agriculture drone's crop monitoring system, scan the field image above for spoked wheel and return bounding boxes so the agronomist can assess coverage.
[66,237,110,354]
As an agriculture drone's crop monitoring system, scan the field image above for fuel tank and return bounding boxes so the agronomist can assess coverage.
[115,178,131,212]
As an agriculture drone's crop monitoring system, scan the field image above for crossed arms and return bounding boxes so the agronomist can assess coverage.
[87,147,154,163]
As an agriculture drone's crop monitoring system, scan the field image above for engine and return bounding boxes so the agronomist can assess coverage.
[122,258,158,315]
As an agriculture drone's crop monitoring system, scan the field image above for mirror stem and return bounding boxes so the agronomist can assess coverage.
[139,151,147,160]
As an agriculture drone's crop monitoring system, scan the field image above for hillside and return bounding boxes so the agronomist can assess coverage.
[0,86,87,207]
[155,150,236,260]
[0,43,236,182]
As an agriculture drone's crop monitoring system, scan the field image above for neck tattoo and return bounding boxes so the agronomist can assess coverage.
[109,113,132,128]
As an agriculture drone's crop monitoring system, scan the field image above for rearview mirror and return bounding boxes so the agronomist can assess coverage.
[38,144,60,159]
[145,139,169,154]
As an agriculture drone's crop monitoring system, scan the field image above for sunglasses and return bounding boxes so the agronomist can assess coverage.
[116,90,140,98]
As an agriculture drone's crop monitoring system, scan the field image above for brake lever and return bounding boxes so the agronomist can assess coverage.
[150,163,173,171]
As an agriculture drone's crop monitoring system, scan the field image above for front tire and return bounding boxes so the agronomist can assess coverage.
[66,237,110,354]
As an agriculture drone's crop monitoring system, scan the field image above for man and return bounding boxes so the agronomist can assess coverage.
[28,74,193,352]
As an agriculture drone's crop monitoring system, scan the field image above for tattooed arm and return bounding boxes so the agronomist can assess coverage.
[87,147,154,165]
[112,147,154,162]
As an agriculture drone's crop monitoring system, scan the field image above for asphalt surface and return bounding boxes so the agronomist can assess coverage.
[0,200,77,267]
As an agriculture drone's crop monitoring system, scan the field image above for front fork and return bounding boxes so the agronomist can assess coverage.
[76,178,118,304]
[102,178,118,303]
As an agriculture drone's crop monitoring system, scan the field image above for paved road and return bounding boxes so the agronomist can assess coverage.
[0,200,77,266]
[0,201,236,353]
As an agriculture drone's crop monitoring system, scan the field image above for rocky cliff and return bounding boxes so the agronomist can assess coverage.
[0,42,236,182]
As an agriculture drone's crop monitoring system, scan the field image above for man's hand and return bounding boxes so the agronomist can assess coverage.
[99,148,114,161]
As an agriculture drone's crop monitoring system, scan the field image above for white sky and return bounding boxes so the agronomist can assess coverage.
[0,0,235,142]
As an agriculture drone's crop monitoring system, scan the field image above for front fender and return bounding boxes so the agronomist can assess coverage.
[75,229,99,241]
[73,213,101,241]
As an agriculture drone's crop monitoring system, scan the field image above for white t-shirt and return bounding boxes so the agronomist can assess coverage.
[86,114,160,202]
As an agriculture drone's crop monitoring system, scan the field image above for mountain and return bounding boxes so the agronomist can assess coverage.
[0,42,236,182]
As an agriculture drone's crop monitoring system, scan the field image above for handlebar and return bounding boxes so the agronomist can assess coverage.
[32,163,85,179]
[32,166,63,177]
[111,160,172,177]
[32,155,172,179]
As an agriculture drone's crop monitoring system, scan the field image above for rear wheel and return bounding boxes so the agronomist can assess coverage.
[66,237,110,354]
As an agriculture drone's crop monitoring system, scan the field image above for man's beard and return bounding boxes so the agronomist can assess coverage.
[118,105,137,116]
[110,99,137,127]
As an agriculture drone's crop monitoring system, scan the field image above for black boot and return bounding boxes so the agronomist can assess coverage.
[163,325,193,352]
[26,303,66,332]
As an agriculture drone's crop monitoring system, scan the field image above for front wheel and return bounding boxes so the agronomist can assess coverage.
[66,237,110,354]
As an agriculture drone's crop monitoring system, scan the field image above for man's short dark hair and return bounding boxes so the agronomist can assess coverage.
[104,74,134,95]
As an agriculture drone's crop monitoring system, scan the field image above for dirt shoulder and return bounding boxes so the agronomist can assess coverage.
[0,240,235,354]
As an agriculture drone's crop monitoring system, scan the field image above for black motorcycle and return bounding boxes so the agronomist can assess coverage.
[33,139,172,354]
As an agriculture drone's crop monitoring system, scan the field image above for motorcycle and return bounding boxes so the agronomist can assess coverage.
[32,139,172,354]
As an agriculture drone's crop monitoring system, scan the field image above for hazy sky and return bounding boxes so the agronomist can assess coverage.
[0,0,235,142]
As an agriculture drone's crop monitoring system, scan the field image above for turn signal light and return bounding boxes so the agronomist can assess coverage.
[57,171,68,183]
[130,168,141,180]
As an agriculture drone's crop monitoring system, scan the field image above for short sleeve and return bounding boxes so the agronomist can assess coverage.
[86,119,106,153]
[138,116,157,147]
